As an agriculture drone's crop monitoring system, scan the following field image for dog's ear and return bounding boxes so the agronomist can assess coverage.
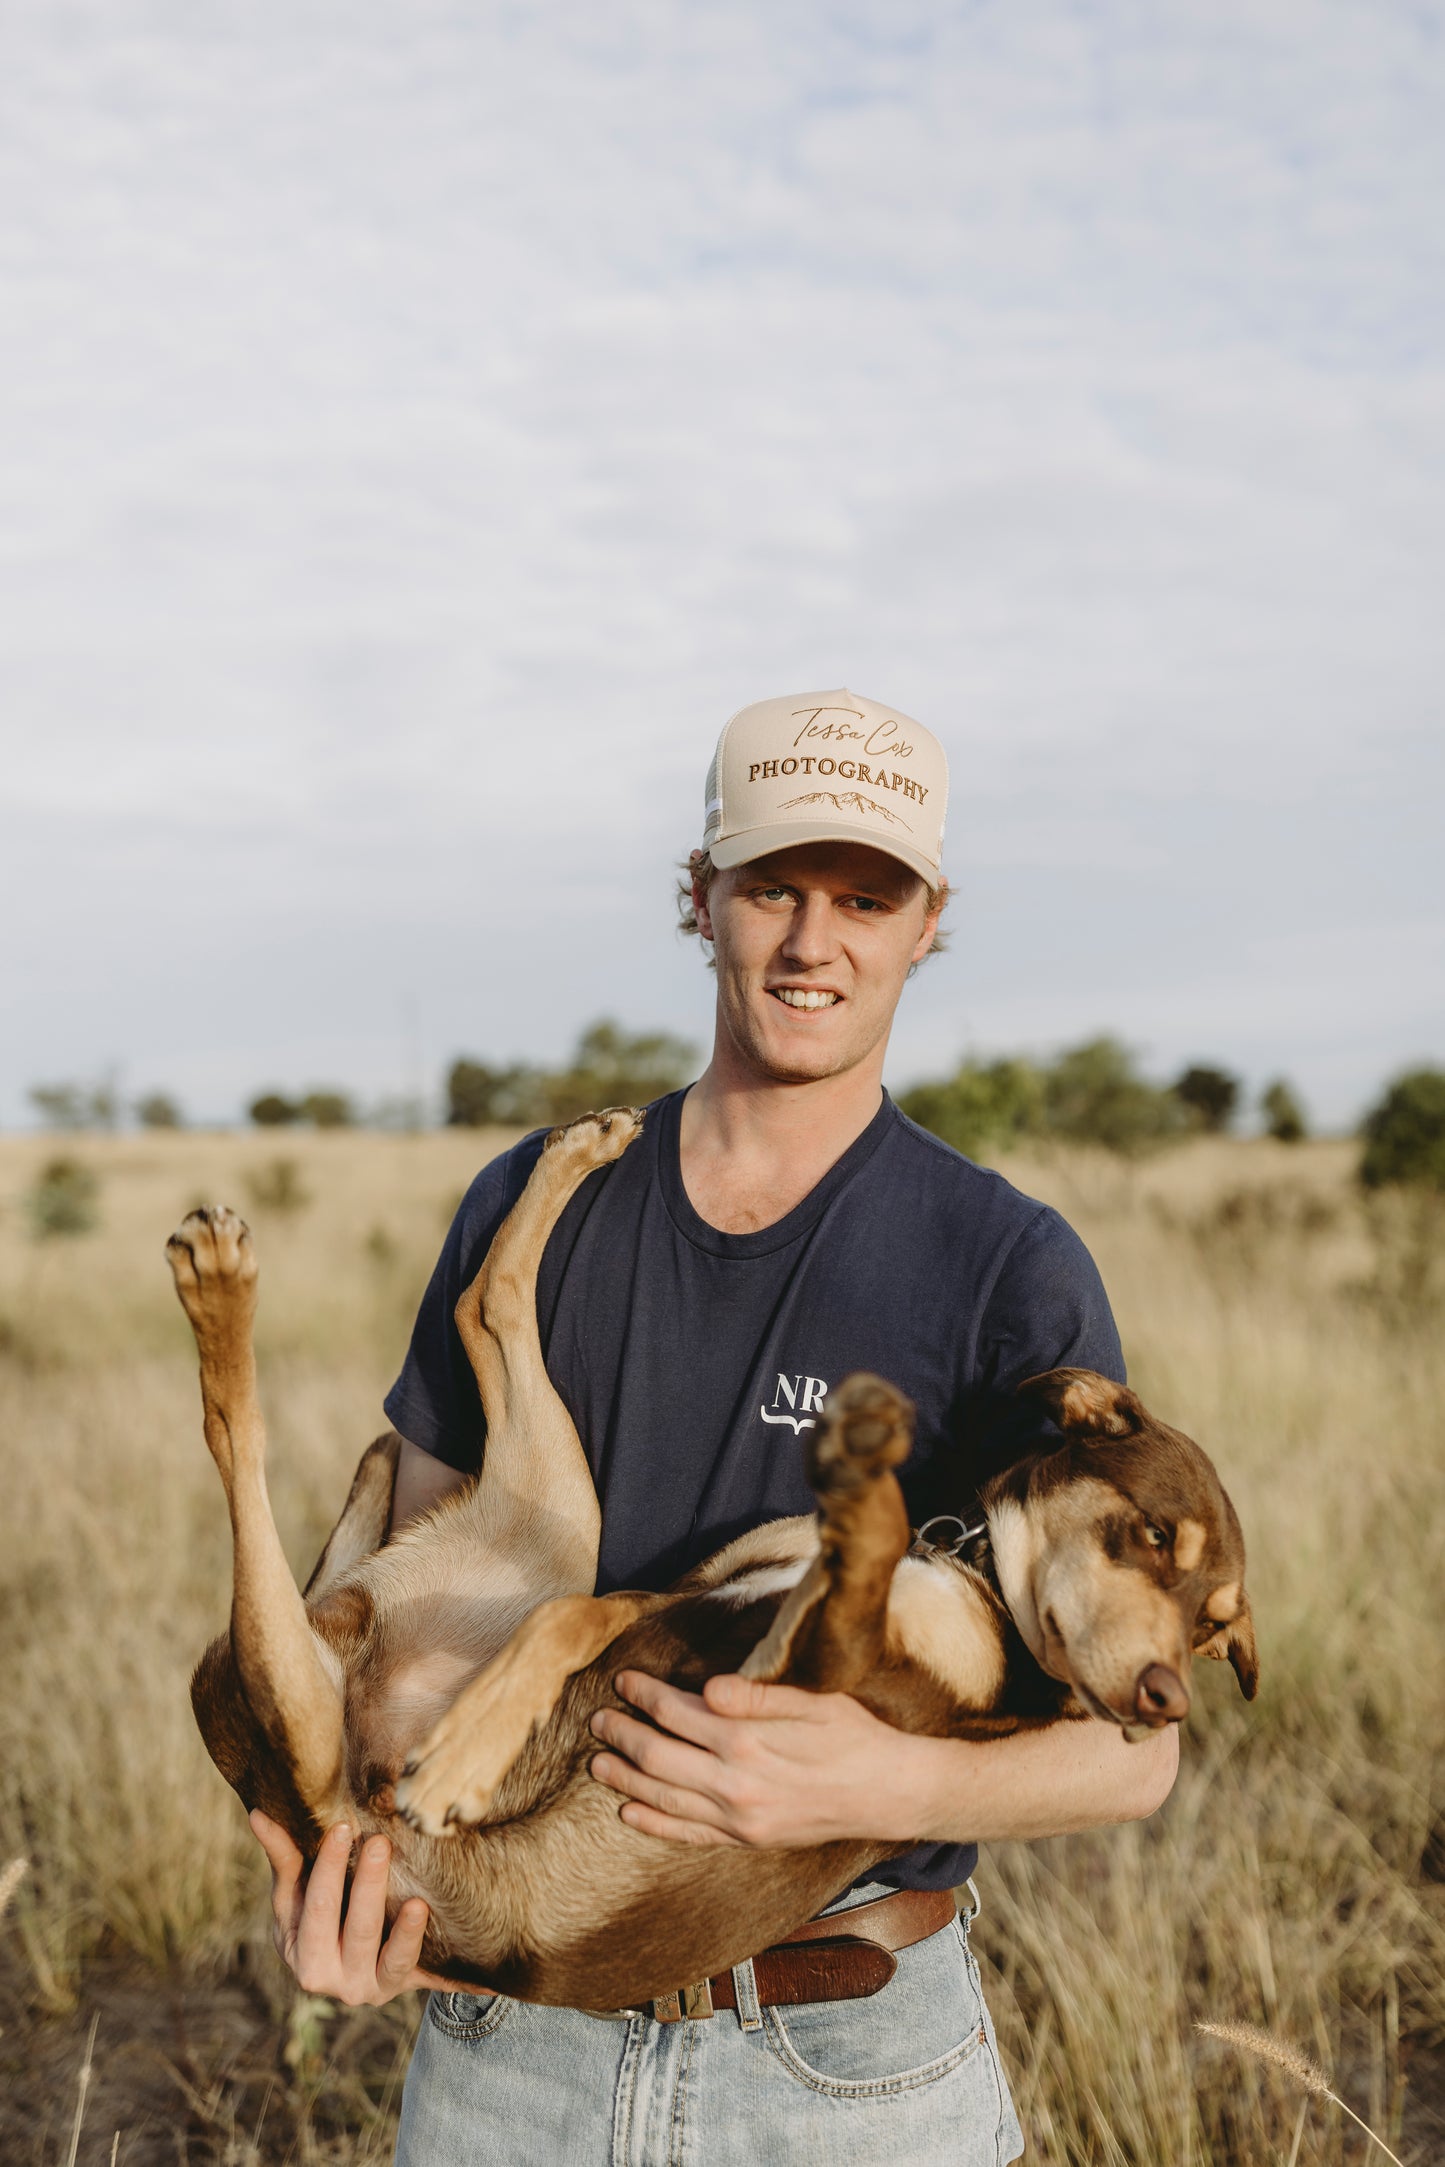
[1198,1595,1259,1701]
[1017,1367,1144,1440]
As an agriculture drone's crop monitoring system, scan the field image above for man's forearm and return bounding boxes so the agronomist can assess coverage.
[885,1716,1179,1846]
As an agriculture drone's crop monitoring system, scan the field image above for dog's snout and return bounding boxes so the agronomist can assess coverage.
[1135,1663,1189,1723]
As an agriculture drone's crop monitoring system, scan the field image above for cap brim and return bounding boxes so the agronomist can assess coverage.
[708,822,940,887]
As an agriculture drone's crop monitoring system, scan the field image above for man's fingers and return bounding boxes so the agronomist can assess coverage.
[250,1808,303,1889]
[340,1835,392,1967]
[377,1898,431,1991]
[590,1751,734,1829]
[590,1710,733,1802]
[617,1800,742,1847]
[292,1822,352,1971]
[702,1674,829,1721]
[611,1672,725,1748]
[249,1808,307,1946]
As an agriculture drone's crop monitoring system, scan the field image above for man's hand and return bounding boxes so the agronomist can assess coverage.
[588,1671,924,1848]
[249,1812,467,2005]
[590,1670,1180,1848]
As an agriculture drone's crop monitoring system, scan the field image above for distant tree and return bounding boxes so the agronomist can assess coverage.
[546,1020,698,1122]
[1359,1068,1445,1191]
[26,1157,100,1237]
[28,1079,117,1130]
[29,1083,87,1129]
[1260,1079,1307,1144]
[446,1059,550,1129]
[1172,1065,1239,1134]
[135,1091,183,1130]
[249,1092,299,1127]
[897,1058,1043,1161]
[300,1089,355,1130]
[447,1024,697,1132]
[1044,1037,1192,1155]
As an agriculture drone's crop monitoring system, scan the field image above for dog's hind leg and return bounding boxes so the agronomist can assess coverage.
[449,1107,645,1590]
[167,1208,346,1822]
[741,1374,913,1693]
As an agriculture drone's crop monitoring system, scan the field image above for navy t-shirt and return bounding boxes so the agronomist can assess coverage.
[385,1087,1124,1891]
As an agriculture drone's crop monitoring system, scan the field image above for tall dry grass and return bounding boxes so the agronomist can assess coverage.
[0,1128,1440,2162]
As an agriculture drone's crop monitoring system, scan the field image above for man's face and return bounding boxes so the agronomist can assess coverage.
[695,842,941,1086]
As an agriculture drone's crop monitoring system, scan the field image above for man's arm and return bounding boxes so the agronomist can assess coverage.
[589,1669,1178,1849]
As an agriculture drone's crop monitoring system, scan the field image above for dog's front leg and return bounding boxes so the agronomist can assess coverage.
[395,1588,656,1834]
[167,1208,346,1822]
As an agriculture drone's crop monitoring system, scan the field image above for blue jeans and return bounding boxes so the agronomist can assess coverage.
[395,1883,1025,2165]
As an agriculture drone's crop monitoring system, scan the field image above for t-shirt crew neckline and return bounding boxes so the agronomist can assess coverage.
[656,1085,897,1259]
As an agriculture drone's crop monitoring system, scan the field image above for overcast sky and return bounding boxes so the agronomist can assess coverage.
[3,0,1441,1131]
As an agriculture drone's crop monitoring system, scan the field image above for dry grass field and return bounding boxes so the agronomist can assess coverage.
[0,1125,1441,2164]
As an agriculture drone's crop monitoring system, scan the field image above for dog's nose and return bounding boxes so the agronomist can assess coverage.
[1135,1664,1189,1723]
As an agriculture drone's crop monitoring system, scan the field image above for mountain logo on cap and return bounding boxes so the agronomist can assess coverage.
[780,789,912,831]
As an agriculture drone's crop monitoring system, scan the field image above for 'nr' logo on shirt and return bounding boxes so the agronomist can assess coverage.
[759,1372,829,1435]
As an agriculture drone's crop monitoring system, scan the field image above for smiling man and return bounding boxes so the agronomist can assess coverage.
[252,688,1177,2165]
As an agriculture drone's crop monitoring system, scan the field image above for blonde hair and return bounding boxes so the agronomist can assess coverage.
[676,848,952,961]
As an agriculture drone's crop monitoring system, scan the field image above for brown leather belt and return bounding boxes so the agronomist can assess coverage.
[595,1885,959,2025]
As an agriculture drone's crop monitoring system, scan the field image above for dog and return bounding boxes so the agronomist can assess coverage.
[170,1108,1257,2012]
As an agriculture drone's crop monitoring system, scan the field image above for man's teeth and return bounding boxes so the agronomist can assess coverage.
[773,989,839,1009]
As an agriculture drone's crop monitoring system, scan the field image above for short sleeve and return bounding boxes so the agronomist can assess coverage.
[968,1204,1126,1490]
[383,1131,548,1472]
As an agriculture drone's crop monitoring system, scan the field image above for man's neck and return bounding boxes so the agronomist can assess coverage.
[677,1046,887,1236]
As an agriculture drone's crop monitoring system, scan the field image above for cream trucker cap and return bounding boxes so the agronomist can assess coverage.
[702,689,947,886]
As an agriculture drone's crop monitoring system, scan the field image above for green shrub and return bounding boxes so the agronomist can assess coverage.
[446,1059,550,1129]
[897,1058,1043,1161]
[1260,1079,1307,1143]
[135,1091,183,1129]
[1043,1037,1193,1156]
[448,1022,697,1130]
[26,1158,100,1238]
[299,1090,354,1130]
[249,1092,298,1128]
[1359,1067,1445,1191]
[1171,1065,1239,1133]
[545,1021,697,1123]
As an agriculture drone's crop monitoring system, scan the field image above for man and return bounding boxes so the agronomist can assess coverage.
[252,689,1177,2162]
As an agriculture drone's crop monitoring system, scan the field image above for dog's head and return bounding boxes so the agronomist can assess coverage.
[983,1368,1257,1735]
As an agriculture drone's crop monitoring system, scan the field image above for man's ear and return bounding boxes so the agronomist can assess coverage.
[692,852,717,943]
[1015,1367,1144,1439]
[1198,1597,1260,1701]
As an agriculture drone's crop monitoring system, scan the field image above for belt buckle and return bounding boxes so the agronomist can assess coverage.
[652,1979,714,2022]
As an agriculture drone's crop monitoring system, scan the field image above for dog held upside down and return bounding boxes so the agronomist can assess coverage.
[170,1108,1258,2011]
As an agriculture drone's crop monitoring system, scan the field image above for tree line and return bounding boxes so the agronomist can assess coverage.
[22,1029,1445,1192]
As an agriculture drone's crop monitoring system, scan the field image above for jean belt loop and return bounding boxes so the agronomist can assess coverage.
[730,1956,763,2033]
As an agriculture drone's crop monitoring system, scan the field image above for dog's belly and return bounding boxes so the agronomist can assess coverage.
[336,1551,583,1802]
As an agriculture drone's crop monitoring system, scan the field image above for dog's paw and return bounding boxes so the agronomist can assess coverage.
[808,1372,915,1492]
[542,1106,646,1174]
[165,1206,257,1328]
[394,1710,513,1839]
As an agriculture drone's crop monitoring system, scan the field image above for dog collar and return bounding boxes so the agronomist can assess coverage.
[910,1513,992,1577]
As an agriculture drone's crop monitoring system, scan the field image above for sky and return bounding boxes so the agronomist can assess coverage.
[2,0,1441,1130]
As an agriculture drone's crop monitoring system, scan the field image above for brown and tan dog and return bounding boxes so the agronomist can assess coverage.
[170,1109,1257,2010]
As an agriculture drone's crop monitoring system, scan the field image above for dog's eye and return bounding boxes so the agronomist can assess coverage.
[1143,1523,1169,1549]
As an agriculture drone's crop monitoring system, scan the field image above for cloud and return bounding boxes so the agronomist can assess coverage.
[1,0,1441,1125]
